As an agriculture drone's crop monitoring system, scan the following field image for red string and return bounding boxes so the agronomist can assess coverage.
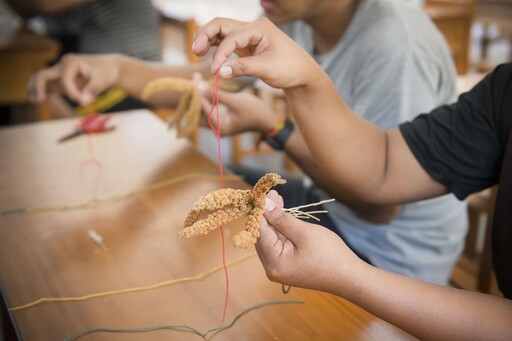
[81,134,102,169]
[207,72,229,324]
[207,72,224,187]
[79,110,103,199]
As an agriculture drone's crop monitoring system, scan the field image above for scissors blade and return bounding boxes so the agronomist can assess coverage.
[58,129,84,143]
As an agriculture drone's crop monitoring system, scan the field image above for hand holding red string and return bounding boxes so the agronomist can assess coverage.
[192,17,321,91]
[192,72,279,136]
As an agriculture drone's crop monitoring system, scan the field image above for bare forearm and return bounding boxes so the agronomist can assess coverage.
[336,261,512,340]
[284,70,446,205]
[284,72,391,204]
[115,54,209,105]
[284,131,401,223]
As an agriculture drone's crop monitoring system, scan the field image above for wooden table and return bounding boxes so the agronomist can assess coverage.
[0,111,415,340]
[0,28,60,120]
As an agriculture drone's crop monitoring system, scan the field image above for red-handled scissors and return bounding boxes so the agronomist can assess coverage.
[58,114,115,143]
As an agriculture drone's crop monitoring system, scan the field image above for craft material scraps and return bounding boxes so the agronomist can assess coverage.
[88,230,108,250]
[179,173,286,248]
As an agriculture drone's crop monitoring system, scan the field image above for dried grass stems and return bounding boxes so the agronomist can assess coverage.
[283,198,335,220]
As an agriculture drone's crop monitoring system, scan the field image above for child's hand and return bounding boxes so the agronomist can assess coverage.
[192,17,320,91]
[256,190,362,294]
[192,72,279,135]
[27,54,120,105]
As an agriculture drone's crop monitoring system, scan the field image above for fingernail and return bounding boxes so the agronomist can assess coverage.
[198,81,209,93]
[219,65,233,78]
[265,198,275,212]
[81,91,93,104]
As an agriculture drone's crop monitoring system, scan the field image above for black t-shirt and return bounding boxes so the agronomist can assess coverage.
[400,63,512,200]
[400,63,512,298]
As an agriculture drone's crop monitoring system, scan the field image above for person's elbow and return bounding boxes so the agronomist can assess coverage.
[353,204,402,225]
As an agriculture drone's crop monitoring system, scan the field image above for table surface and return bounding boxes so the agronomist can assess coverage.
[0,28,59,52]
[0,111,415,340]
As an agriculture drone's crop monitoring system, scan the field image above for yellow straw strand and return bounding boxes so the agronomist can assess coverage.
[10,252,256,312]
[285,198,335,211]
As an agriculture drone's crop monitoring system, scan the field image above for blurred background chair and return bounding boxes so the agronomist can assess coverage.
[473,0,512,71]
[450,70,501,296]
[451,187,501,295]
[0,28,60,122]
[424,0,477,74]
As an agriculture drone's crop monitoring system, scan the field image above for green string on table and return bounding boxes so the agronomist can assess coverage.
[64,299,305,341]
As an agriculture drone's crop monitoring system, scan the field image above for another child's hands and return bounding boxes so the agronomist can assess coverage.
[256,190,362,294]
[192,17,320,91]
[192,72,280,135]
[27,53,121,104]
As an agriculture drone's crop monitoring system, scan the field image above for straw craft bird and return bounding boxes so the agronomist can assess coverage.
[179,173,286,248]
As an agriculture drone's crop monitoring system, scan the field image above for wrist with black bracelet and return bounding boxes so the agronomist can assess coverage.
[261,114,295,150]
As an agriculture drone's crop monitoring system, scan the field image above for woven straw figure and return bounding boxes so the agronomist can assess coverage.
[141,77,201,138]
[141,77,243,139]
[179,173,286,248]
